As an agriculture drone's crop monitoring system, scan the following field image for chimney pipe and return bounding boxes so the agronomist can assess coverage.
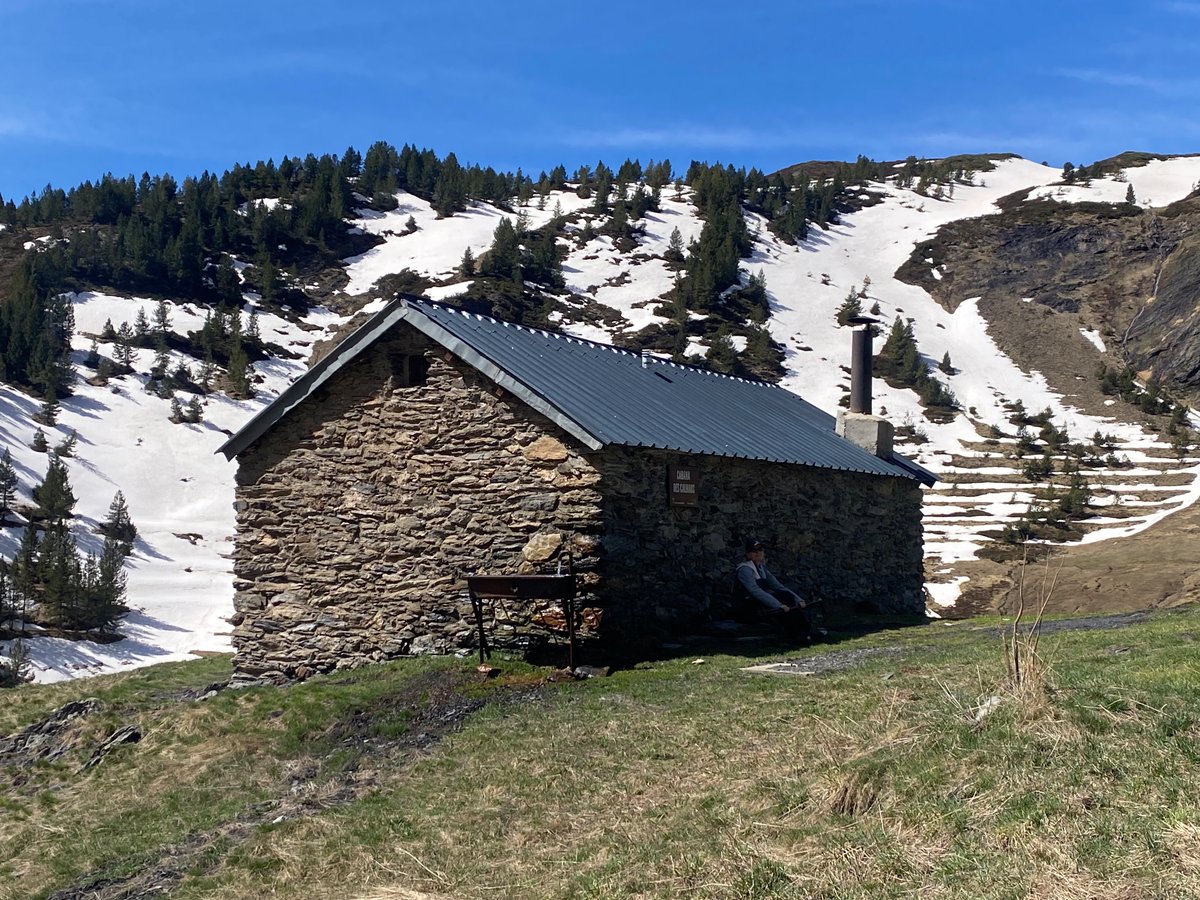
[848,316,879,414]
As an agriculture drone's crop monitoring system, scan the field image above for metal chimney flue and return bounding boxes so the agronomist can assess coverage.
[847,316,879,414]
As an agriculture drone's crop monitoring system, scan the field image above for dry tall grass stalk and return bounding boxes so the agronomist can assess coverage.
[1002,547,1064,705]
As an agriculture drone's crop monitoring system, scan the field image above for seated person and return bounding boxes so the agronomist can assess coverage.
[735,538,825,638]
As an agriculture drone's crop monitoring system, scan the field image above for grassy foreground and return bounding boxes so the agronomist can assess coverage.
[3,607,1200,899]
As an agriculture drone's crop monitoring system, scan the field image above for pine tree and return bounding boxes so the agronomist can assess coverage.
[1126,183,1136,204]
[227,339,252,398]
[115,321,135,368]
[481,218,521,280]
[743,323,779,379]
[171,361,193,389]
[258,254,278,304]
[664,227,685,265]
[185,396,203,424]
[170,396,183,422]
[53,430,78,458]
[606,201,629,239]
[38,523,80,626]
[36,392,59,426]
[459,246,476,279]
[33,454,76,524]
[31,428,49,453]
[100,491,137,551]
[706,328,739,374]
[216,255,242,306]
[939,351,954,374]
[0,448,16,525]
[836,286,863,326]
[91,535,130,631]
[153,298,172,335]
[11,526,38,619]
[198,354,216,393]
[151,334,170,379]
[134,307,150,342]
[0,638,33,688]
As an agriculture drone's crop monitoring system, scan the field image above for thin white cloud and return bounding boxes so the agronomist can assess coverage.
[909,129,1069,152]
[1056,67,1200,97]
[1161,1,1200,12]
[555,125,831,152]
[0,115,31,138]
[0,101,59,141]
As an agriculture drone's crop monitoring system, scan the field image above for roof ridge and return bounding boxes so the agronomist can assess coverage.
[409,296,781,389]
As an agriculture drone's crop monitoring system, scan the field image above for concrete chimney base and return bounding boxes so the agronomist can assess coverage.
[837,411,894,460]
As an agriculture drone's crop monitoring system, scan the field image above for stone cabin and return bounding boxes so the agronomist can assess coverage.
[218,296,935,682]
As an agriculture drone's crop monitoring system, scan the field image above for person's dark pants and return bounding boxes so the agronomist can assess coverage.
[764,588,820,637]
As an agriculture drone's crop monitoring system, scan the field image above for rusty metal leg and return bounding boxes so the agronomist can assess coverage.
[470,591,489,664]
[565,595,577,671]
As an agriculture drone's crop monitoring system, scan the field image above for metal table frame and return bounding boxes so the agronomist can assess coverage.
[466,560,578,668]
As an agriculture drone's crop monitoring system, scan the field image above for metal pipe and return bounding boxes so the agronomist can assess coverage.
[848,317,878,414]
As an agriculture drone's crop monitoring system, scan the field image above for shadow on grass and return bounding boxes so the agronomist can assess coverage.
[524,610,931,671]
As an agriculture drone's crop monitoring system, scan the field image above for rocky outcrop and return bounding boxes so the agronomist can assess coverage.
[1135,230,1200,390]
[896,193,1200,405]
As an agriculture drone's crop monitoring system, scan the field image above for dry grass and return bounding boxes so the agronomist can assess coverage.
[6,612,1200,898]
[1002,548,1063,704]
[1167,822,1200,873]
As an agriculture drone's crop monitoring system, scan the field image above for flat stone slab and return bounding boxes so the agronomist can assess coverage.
[743,646,905,677]
[985,611,1150,636]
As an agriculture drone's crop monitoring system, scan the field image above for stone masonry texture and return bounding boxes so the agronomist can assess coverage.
[230,323,925,682]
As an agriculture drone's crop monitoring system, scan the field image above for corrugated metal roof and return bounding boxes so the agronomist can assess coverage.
[220,295,935,485]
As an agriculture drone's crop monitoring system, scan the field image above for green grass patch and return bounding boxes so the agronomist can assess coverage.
[4,610,1200,898]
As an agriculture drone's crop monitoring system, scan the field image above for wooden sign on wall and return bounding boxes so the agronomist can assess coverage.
[668,463,699,507]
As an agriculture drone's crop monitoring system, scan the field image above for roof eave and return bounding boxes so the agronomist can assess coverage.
[216,296,417,460]
[217,294,606,460]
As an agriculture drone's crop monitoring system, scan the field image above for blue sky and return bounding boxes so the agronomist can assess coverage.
[2,0,1198,201]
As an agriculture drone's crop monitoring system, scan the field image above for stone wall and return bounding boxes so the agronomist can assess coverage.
[231,325,606,682]
[230,322,926,682]
[592,448,925,635]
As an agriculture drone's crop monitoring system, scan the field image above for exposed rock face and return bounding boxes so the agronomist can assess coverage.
[898,196,1156,317]
[230,323,925,683]
[1140,231,1200,390]
[895,192,1200,405]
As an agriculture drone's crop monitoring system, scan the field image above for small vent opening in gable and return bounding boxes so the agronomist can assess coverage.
[390,351,428,387]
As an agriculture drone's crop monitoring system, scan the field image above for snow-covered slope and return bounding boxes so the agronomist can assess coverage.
[7,154,1200,682]
[1,294,346,681]
[1029,156,1200,208]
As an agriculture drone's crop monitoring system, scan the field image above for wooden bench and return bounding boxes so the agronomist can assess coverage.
[466,560,578,668]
